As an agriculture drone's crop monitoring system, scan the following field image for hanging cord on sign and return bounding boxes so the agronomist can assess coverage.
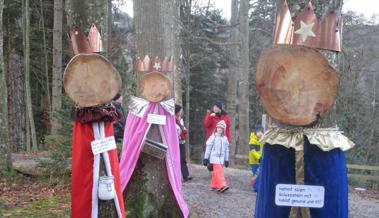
[92,121,123,218]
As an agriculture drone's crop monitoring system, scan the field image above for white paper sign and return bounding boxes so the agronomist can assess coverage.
[275,184,325,208]
[147,114,166,125]
[91,136,117,155]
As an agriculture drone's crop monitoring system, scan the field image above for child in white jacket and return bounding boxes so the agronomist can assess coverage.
[203,120,230,193]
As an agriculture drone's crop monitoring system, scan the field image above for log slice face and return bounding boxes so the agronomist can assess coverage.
[255,45,339,126]
[139,72,172,103]
[64,53,122,107]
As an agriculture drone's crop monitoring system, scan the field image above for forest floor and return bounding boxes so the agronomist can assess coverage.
[0,171,70,217]
[0,164,378,217]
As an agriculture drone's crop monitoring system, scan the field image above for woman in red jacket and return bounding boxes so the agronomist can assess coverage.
[203,101,231,143]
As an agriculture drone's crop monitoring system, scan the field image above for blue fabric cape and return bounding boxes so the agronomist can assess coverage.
[254,136,348,218]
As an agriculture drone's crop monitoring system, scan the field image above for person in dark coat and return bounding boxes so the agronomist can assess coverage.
[203,101,231,143]
[175,104,192,182]
[112,93,126,143]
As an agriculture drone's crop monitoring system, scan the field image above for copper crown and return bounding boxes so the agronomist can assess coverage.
[133,56,174,72]
[69,24,103,55]
[273,0,342,51]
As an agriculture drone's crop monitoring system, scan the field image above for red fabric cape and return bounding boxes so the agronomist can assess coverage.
[71,121,125,218]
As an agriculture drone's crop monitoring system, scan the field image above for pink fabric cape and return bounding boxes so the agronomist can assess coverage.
[119,103,189,218]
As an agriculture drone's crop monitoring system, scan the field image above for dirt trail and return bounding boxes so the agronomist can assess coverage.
[183,164,379,218]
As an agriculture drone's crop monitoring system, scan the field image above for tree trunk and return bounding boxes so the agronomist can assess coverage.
[99,0,112,57]
[4,12,26,152]
[174,47,183,105]
[0,0,11,168]
[124,0,182,217]
[227,0,239,157]
[4,17,11,153]
[65,0,110,53]
[185,67,190,163]
[174,0,183,105]
[23,0,38,151]
[39,0,51,133]
[237,0,250,155]
[9,55,25,152]
[51,0,63,135]
[65,0,86,27]
[179,0,192,163]
[106,0,112,56]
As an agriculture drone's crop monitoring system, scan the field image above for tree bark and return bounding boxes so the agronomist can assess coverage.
[4,12,26,152]
[227,0,239,157]
[237,0,250,155]
[106,0,112,56]
[174,45,183,105]
[51,0,63,135]
[0,0,11,168]
[39,0,51,133]
[174,0,183,105]
[99,0,112,57]
[23,0,38,151]
[124,0,182,217]
[179,0,192,163]
[65,0,110,54]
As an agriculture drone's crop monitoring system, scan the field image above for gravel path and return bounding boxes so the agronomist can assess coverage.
[183,164,379,218]
[349,192,379,218]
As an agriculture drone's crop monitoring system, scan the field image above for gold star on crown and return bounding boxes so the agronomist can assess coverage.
[273,0,342,51]
[133,56,174,72]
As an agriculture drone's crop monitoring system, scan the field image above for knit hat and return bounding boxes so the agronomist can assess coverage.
[213,100,223,110]
[216,120,227,129]
[175,104,182,114]
[112,92,122,101]
[254,125,264,133]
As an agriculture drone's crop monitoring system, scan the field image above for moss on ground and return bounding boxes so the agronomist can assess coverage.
[0,194,70,218]
[189,211,201,218]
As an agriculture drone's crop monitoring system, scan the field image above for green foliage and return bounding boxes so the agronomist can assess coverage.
[40,96,73,182]
[0,198,5,214]
[0,166,20,182]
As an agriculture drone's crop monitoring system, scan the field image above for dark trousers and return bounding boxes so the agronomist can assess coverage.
[179,143,189,179]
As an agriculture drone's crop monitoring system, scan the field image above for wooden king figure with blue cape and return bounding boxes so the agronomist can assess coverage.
[254,1,355,218]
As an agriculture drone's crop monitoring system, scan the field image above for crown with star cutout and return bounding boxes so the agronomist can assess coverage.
[133,56,174,72]
[69,24,103,55]
[273,0,342,51]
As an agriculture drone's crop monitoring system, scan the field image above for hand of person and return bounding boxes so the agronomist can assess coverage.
[224,161,229,168]
[203,159,209,166]
[210,113,216,117]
